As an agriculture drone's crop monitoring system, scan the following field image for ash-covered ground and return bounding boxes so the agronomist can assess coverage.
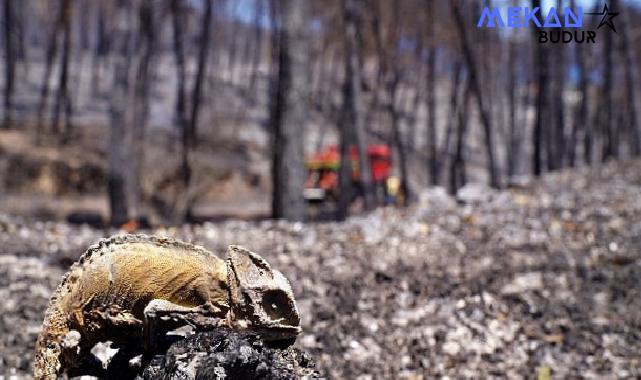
[1,160,641,379]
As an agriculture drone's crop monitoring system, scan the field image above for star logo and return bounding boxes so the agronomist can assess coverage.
[586,3,619,33]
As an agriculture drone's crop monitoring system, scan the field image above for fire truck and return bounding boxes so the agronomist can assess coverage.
[303,144,399,204]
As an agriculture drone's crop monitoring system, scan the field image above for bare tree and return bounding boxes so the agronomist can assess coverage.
[169,0,191,220]
[620,3,640,156]
[424,0,438,185]
[51,0,73,142]
[450,1,499,188]
[506,34,519,177]
[170,0,188,141]
[337,94,354,221]
[36,1,64,140]
[129,1,158,220]
[188,0,212,196]
[370,1,412,205]
[3,0,16,128]
[90,3,109,97]
[188,0,213,151]
[270,0,309,221]
[548,0,566,170]
[449,79,472,195]
[248,0,265,94]
[268,0,282,216]
[529,0,547,175]
[600,10,615,161]
[391,12,411,204]
[441,59,462,184]
[14,0,25,64]
[267,0,281,123]
[167,0,215,222]
[227,2,242,85]
[108,0,133,226]
[583,38,595,162]
[568,0,588,167]
[337,0,374,220]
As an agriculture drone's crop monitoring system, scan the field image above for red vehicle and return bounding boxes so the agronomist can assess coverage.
[304,144,395,204]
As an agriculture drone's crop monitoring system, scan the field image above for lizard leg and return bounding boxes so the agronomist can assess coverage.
[82,303,144,343]
[142,299,224,352]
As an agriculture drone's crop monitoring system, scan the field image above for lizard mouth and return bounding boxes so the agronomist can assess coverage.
[226,288,302,341]
[248,324,302,341]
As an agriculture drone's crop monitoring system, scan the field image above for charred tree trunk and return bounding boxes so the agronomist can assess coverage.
[389,74,411,205]
[568,7,587,168]
[371,0,386,92]
[170,0,191,221]
[449,80,471,195]
[36,2,64,140]
[3,0,15,128]
[51,0,73,141]
[188,0,213,156]
[620,5,641,156]
[450,1,499,188]
[600,19,615,161]
[171,0,188,142]
[227,4,241,85]
[338,0,374,218]
[249,0,265,95]
[441,59,462,184]
[309,42,325,100]
[530,0,547,175]
[129,1,157,220]
[268,0,282,217]
[383,3,411,205]
[337,92,353,221]
[506,37,519,177]
[108,0,133,227]
[314,50,340,152]
[548,1,565,170]
[583,63,593,164]
[425,0,438,185]
[14,0,24,62]
[91,4,109,97]
[366,0,385,143]
[270,0,308,221]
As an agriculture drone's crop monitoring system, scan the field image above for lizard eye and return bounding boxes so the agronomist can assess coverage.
[261,290,296,323]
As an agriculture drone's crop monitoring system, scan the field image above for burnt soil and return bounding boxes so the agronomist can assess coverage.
[1,160,641,378]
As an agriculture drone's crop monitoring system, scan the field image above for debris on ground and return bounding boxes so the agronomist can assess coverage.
[1,160,641,378]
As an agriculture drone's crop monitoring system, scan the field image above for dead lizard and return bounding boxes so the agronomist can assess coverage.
[34,234,300,379]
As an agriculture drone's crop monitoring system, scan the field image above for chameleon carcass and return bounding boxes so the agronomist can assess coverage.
[34,235,300,379]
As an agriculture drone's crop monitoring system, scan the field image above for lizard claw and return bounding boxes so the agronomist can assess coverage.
[143,299,223,352]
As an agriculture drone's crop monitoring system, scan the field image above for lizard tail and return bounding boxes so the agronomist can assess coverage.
[34,304,69,379]
[33,342,62,380]
[34,243,88,378]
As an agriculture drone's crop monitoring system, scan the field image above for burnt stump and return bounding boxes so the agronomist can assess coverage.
[142,329,320,379]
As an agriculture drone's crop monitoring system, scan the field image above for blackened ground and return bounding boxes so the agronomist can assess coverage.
[1,160,641,378]
[143,329,319,379]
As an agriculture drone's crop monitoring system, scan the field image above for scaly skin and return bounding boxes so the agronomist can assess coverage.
[34,235,276,379]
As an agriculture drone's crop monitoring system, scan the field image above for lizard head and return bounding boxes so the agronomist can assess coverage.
[226,245,301,341]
